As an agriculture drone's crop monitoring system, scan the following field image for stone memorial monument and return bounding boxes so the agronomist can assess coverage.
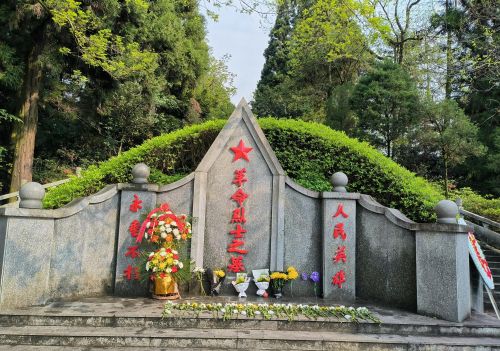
[0,99,472,322]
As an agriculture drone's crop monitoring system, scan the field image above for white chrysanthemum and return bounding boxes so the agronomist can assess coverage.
[160,226,166,232]
[173,260,179,265]
[146,262,150,271]
[160,251,167,257]
[172,250,178,255]
[173,228,180,236]
[166,227,172,233]
[166,267,172,273]
[161,233,167,239]
[159,221,165,225]
[146,222,151,228]
[178,262,184,269]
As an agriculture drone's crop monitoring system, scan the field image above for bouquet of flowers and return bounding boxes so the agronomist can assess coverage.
[270,266,298,298]
[232,273,250,298]
[146,247,186,299]
[192,266,207,296]
[302,271,321,297]
[255,275,270,297]
[210,269,226,296]
[146,247,184,277]
[136,203,191,247]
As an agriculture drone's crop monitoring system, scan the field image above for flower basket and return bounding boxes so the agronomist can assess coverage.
[153,274,180,300]
[254,280,269,297]
[232,278,250,298]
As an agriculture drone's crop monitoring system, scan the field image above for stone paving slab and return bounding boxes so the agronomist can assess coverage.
[1,296,499,328]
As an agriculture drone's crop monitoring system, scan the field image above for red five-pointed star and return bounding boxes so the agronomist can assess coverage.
[230,139,253,162]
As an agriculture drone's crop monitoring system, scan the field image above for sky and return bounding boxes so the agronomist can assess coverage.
[205,7,274,104]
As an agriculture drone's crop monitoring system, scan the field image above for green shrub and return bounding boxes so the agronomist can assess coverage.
[450,187,500,223]
[44,117,497,223]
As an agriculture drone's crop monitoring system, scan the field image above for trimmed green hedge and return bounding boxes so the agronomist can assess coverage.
[44,118,467,222]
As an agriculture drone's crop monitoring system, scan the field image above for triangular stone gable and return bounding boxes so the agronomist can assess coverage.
[196,98,285,175]
[191,99,285,272]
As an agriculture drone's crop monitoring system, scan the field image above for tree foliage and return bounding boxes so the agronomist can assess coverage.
[420,99,485,196]
[0,0,234,193]
[350,60,422,159]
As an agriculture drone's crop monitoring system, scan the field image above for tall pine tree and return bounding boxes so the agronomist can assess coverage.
[252,0,296,117]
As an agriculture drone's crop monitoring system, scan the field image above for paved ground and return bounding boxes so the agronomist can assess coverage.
[1,296,498,328]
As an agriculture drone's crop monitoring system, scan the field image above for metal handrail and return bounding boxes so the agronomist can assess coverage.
[460,208,500,230]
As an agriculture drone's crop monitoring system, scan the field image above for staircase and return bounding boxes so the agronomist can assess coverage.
[0,297,499,350]
[483,245,500,312]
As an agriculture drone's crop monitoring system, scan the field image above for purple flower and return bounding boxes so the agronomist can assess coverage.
[301,272,308,281]
[310,271,320,283]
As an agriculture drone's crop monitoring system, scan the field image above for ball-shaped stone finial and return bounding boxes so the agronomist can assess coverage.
[331,172,349,192]
[435,199,459,224]
[19,182,45,209]
[131,163,150,184]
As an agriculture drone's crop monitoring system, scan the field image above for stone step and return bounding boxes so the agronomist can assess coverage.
[2,311,500,339]
[0,325,499,350]
[0,347,217,351]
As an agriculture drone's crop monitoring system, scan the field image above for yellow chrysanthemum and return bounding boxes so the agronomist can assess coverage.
[214,270,225,278]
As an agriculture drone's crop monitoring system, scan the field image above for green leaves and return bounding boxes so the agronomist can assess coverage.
[45,0,158,79]
[350,60,422,158]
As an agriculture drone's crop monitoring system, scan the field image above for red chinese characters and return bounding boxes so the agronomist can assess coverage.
[333,203,349,219]
[129,194,143,212]
[125,195,142,282]
[227,240,248,254]
[232,168,248,187]
[334,246,347,263]
[227,142,252,272]
[123,265,139,281]
[333,222,347,241]
[231,207,247,224]
[332,203,349,289]
[129,220,141,238]
[125,245,140,259]
[230,224,247,238]
[231,188,249,207]
[228,255,246,273]
[332,270,346,288]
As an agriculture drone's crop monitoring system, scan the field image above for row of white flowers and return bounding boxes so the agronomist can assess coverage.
[162,301,380,323]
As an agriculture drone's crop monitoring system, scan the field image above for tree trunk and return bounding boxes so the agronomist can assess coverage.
[444,156,449,198]
[9,38,44,193]
[445,0,452,99]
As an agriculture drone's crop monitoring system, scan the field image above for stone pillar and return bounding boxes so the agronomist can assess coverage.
[470,264,484,313]
[0,210,54,309]
[19,182,45,209]
[415,200,471,322]
[114,163,158,296]
[322,173,356,302]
